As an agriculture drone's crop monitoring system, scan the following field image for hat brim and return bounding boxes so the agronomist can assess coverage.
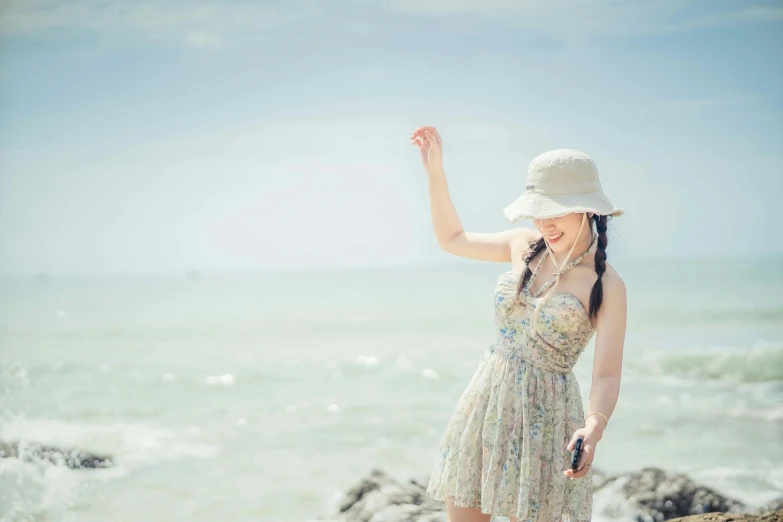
[503,192,624,223]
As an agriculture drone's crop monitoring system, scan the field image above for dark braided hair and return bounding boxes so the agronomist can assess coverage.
[515,238,546,306]
[589,214,608,320]
[515,214,610,320]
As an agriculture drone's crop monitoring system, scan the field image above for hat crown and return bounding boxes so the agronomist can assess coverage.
[527,149,599,185]
[524,149,601,196]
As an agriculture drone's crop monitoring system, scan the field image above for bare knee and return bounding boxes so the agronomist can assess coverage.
[445,502,492,522]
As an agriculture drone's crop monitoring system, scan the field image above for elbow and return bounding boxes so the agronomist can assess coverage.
[438,230,464,252]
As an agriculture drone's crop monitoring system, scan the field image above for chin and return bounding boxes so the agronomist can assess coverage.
[545,239,567,252]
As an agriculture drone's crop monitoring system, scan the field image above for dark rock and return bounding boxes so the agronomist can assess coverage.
[0,439,113,469]
[339,469,397,513]
[320,469,446,522]
[594,466,746,521]
[668,511,782,521]
[315,466,778,522]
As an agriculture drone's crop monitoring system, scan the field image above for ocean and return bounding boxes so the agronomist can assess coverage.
[1,256,782,521]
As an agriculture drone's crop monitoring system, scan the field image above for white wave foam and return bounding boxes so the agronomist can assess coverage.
[723,405,783,423]
[356,355,379,367]
[421,369,439,380]
[0,416,219,476]
[592,475,641,521]
[767,467,783,491]
[205,374,235,386]
[0,455,80,521]
[0,416,218,521]
[638,340,783,384]
[687,466,783,507]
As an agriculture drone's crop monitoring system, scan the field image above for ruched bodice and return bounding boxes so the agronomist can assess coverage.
[493,269,595,373]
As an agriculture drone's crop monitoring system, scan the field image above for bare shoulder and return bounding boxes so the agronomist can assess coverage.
[602,262,627,299]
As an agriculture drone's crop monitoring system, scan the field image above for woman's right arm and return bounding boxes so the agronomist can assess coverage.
[412,126,540,263]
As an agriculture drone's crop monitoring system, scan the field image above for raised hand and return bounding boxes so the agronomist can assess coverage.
[410,125,444,175]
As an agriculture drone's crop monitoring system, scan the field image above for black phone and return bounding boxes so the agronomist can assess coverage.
[570,437,583,471]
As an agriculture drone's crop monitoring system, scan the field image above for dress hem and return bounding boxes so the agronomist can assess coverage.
[425,489,495,516]
[426,485,592,521]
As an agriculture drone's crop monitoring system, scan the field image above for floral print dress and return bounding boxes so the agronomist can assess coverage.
[426,236,599,522]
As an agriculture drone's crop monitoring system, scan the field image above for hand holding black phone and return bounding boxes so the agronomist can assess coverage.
[570,437,584,471]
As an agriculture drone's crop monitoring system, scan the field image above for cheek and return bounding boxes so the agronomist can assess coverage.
[563,216,583,235]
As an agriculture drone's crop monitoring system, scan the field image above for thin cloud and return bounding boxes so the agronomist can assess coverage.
[382,0,783,40]
[0,0,324,48]
[2,0,781,50]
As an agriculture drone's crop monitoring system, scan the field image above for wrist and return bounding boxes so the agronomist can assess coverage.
[584,417,606,439]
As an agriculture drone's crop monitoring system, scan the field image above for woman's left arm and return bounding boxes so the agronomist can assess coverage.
[564,271,627,479]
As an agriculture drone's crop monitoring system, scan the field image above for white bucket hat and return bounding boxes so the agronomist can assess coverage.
[503,149,623,222]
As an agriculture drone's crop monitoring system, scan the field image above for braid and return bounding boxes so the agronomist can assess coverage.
[515,237,546,305]
[588,214,609,320]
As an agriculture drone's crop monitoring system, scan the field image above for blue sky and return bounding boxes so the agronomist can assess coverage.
[1,0,781,275]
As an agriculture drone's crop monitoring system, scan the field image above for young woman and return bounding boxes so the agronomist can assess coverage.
[410,126,627,522]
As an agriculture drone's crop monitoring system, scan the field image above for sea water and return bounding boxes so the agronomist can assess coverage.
[1,256,781,521]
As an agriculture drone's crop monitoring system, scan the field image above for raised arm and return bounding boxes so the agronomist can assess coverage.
[411,126,539,263]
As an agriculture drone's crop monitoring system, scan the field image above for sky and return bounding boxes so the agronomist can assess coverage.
[0,0,781,276]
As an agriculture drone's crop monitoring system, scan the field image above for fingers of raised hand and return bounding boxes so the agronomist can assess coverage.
[410,126,426,140]
[410,128,426,147]
[424,131,439,150]
[410,126,440,147]
[423,127,441,146]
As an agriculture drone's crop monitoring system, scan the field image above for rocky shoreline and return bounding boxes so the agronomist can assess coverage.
[2,440,779,521]
[314,468,783,522]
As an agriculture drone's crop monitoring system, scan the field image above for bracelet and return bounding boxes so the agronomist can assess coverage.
[586,411,609,427]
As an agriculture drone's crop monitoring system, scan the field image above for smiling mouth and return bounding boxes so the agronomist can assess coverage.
[547,232,564,241]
